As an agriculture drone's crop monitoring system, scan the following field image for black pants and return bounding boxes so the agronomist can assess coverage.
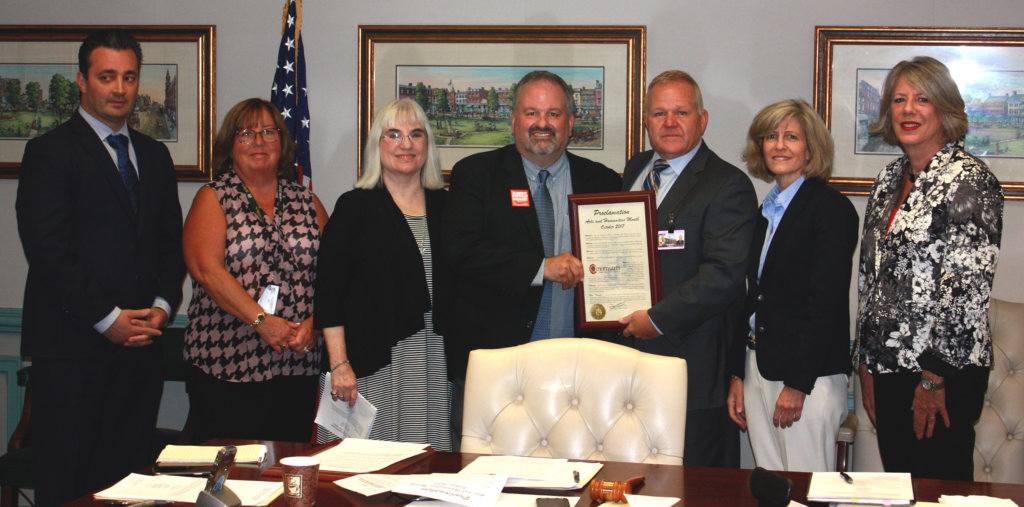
[684,406,740,467]
[185,365,318,444]
[873,366,989,480]
[32,347,162,507]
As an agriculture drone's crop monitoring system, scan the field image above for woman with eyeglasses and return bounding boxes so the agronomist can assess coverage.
[182,98,328,442]
[314,98,452,450]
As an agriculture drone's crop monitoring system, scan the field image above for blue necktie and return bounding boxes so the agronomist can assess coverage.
[106,134,140,213]
[532,169,554,340]
[643,158,671,194]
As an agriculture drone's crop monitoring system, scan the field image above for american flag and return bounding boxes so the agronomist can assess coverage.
[270,0,312,188]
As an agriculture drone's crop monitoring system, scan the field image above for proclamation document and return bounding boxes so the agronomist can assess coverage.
[570,192,661,331]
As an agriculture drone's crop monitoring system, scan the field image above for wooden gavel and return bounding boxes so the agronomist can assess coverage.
[589,476,646,503]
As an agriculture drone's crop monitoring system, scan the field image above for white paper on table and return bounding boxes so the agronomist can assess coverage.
[393,473,507,507]
[510,461,602,490]
[412,492,578,507]
[313,437,429,474]
[624,494,681,507]
[93,473,282,505]
[807,472,913,505]
[334,473,407,497]
[460,455,601,490]
[314,373,378,438]
[939,496,1019,506]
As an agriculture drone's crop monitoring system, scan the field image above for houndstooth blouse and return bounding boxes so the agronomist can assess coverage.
[856,138,1003,376]
[185,171,322,381]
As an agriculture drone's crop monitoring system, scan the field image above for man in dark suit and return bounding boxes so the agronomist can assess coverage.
[444,70,621,382]
[15,30,185,505]
[617,70,758,467]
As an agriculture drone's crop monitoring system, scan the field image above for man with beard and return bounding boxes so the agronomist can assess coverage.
[444,70,620,382]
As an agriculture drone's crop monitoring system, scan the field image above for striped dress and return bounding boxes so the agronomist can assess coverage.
[317,213,452,451]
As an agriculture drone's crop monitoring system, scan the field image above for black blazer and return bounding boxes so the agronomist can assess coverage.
[443,144,621,379]
[314,185,450,378]
[16,111,186,358]
[618,144,758,411]
[729,176,859,393]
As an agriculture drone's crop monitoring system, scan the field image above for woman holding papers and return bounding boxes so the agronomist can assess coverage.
[182,99,328,443]
[856,57,1003,480]
[726,99,858,472]
[315,99,453,451]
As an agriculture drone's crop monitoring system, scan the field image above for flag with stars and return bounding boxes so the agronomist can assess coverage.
[270,0,312,188]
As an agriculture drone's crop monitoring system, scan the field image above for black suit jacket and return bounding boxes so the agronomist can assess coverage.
[619,144,757,411]
[315,186,450,378]
[443,144,621,378]
[16,111,186,359]
[729,176,859,393]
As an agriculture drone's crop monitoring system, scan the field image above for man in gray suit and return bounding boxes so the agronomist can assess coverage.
[618,70,757,467]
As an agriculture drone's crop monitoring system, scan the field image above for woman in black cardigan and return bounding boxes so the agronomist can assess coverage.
[314,99,452,450]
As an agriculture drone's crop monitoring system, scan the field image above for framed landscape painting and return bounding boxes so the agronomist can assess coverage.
[814,26,1024,199]
[358,25,646,175]
[0,25,215,181]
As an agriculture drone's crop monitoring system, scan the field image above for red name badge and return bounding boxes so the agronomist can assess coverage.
[510,189,531,207]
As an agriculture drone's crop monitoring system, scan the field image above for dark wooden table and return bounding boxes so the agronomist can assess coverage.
[70,440,1024,506]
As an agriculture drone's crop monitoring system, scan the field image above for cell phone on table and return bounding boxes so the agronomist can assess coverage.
[204,445,237,493]
[537,498,571,507]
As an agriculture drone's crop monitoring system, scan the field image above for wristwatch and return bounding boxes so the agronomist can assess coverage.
[249,311,266,329]
[919,377,946,391]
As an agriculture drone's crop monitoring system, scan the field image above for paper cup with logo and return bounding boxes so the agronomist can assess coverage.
[280,456,319,506]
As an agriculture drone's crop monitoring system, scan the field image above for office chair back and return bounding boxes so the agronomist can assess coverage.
[461,338,686,464]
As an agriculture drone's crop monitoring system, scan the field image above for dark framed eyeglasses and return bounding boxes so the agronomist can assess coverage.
[236,128,281,144]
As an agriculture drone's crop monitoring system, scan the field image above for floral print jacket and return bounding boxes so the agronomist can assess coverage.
[856,138,1003,376]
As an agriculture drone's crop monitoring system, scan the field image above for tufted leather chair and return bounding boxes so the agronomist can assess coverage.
[460,338,686,464]
[851,298,1024,484]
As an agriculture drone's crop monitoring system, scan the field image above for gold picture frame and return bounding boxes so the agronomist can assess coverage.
[0,25,215,181]
[358,25,646,176]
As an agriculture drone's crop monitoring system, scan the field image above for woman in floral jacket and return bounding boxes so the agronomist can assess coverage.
[856,56,1003,480]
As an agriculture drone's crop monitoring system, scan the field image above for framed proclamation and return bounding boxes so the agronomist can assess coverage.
[569,191,662,332]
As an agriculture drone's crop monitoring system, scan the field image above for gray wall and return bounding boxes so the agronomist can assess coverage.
[2,0,1023,462]
[2,0,1022,310]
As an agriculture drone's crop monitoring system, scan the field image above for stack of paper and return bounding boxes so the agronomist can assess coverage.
[335,473,574,507]
[313,437,430,474]
[156,444,268,465]
[94,473,281,505]
[459,456,602,490]
[807,472,914,505]
[155,442,268,467]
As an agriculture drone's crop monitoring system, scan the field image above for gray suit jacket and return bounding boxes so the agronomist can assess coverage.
[619,143,757,410]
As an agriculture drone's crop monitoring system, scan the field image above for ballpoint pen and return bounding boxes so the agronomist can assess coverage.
[839,471,854,484]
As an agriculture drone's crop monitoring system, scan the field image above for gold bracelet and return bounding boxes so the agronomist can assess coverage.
[250,311,266,329]
[330,360,350,373]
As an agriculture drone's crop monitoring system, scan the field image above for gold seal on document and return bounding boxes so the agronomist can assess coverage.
[590,304,606,320]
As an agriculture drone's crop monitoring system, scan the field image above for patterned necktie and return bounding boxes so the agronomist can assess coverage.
[532,169,554,340]
[106,134,140,213]
[643,158,671,194]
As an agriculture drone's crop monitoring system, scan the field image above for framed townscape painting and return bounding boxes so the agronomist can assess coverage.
[814,26,1024,199]
[0,25,215,181]
[358,25,646,175]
